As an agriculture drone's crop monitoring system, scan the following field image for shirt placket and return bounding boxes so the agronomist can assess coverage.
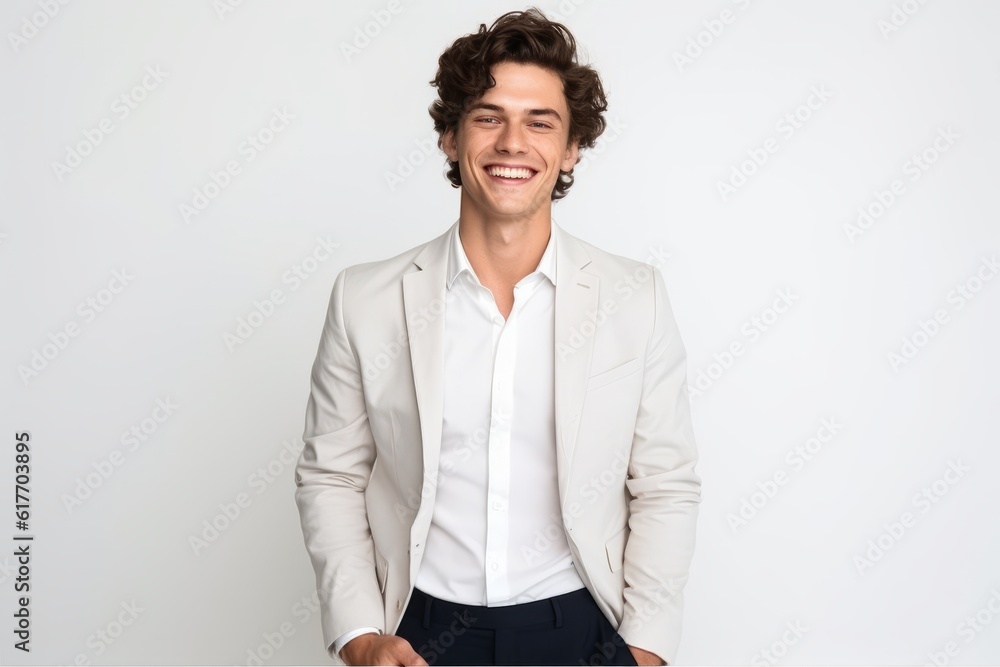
[483,278,542,605]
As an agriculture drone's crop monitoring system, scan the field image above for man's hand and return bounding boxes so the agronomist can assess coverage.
[627,643,666,666]
[340,632,428,666]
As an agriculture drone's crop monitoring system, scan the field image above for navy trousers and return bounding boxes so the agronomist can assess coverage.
[394,586,640,666]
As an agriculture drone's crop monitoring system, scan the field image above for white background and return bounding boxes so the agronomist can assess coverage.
[2,0,999,664]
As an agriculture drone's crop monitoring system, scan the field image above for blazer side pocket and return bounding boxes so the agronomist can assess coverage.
[374,548,389,594]
[605,524,629,573]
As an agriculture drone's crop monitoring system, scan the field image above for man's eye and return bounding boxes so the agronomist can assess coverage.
[476,117,500,124]
[530,122,552,129]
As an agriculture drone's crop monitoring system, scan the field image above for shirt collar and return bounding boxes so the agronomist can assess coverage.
[446,219,558,291]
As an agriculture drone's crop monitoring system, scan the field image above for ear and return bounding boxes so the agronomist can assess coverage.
[560,138,579,172]
[443,127,459,163]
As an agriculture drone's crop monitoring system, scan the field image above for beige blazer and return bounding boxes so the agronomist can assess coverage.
[294,218,701,665]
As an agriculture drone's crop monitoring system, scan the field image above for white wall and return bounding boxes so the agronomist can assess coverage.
[2,0,998,664]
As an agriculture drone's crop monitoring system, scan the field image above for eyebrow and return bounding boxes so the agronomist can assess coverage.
[468,102,563,124]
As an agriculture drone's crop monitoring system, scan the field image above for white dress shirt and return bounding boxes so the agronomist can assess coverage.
[333,220,585,657]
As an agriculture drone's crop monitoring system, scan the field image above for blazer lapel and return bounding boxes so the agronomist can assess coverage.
[402,222,453,510]
[551,220,599,507]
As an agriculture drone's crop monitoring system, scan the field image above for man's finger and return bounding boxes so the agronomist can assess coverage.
[402,649,429,666]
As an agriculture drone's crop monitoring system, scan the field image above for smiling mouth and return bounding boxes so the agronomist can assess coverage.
[484,165,538,183]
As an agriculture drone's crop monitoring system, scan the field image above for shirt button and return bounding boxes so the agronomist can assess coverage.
[397,599,403,610]
[491,562,499,571]
[492,501,503,511]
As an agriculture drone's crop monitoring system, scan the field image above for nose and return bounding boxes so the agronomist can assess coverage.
[495,121,528,155]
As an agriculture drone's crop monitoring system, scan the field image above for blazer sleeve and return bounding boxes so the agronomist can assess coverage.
[617,265,702,666]
[294,266,385,661]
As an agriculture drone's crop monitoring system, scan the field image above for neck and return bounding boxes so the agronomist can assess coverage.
[457,208,552,288]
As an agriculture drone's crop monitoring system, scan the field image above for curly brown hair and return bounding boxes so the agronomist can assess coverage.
[428,8,608,201]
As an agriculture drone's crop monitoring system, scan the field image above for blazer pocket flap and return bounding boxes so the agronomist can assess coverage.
[605,525,629,573]
[374,548,389,594]
[587,356,642,392]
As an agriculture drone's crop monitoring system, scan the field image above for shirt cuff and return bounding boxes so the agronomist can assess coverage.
[332,626,383,660]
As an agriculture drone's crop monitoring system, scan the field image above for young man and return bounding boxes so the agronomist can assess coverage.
[294,9,701,666]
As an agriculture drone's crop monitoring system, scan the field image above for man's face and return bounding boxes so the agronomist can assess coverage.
[443,61,579,224]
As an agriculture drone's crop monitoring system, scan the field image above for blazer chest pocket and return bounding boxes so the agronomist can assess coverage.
[587,356,642,392]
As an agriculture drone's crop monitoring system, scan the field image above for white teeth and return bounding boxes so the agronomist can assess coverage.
[487,166,534,179]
